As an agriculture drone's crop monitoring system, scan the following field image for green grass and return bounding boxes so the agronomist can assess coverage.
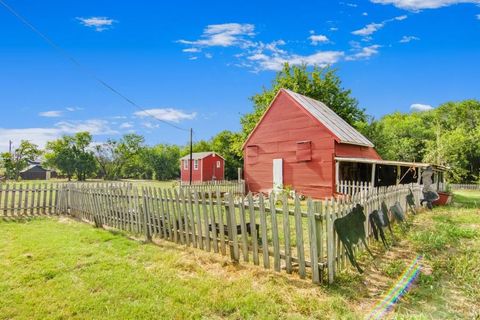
[0,218,356,320]
[1,190,479,319]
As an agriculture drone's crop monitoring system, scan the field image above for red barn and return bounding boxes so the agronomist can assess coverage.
[242,89,381,199]
[180,152,225,183]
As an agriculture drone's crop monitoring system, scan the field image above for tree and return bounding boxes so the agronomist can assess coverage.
[364,112,434,162]
[143,144,181,180]
[238,63,367,153]
[94,134,148,180]
[0,140,41,180]
[424,100,480,182]
[118,134,149,179]
[45,132,97,181]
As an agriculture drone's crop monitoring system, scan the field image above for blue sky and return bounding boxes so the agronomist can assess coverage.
[1,0,479,151]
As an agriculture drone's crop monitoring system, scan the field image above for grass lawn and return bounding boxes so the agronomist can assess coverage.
[0,191,479,319]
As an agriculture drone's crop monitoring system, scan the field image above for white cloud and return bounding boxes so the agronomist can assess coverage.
[330,27,339,31]
[352,22,385,36]
[363,12,369,15]
[189,56,198,60]
[205,53,213,59]
[410,103,434,111]
[370,0,480,10]
[119,122,133,129]
[346,44,382,60]
[76,16,116,32]
[352,15,408,36]
[183,48,201,53]
[39,110,63,118]
[400,35,420,43]
[477,13,480,19]
[133,108,197,123]
[178,23,255,48]
[309,34,329,45]
[0,119,117,151]
[248,51,344,71]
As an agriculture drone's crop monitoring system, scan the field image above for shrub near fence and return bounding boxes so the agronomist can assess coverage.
[54,183,422,284]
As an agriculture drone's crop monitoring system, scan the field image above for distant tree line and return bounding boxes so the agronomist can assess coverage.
[1,63,478,183]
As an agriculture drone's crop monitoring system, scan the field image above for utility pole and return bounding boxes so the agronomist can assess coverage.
[189,128,193,185]
[8,140,12,154]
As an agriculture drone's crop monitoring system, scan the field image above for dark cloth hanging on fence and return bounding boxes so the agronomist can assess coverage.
[406,189,416,214]
[390,202,406,224]
[369,210,390,249]
[334,204,374,273]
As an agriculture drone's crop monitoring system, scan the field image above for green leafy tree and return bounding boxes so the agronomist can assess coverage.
[45,132,96,181]
[238,63,367,154]
[143,144,181,180]
[365,112,434,162]
[424,100,480,182]
[0,140,41,180]
[94,134,148,180]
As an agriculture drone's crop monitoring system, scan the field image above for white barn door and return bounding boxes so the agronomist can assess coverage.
[273,158,283,192]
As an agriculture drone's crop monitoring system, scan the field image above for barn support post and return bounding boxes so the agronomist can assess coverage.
[335,161,340,193]
[370,163,376,188]
[396,165,401,185]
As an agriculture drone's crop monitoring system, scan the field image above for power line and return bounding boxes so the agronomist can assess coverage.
[0,0,190,132]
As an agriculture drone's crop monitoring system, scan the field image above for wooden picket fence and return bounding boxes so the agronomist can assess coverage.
[179,180,245,196]
[336,180,372,196]
[0,183,60,216]
[450,183,480,190]
[55,182,422,284]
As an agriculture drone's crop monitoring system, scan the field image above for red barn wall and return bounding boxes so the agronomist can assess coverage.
[243,91,336,199]
[201,154,225,181]
[180,159,203,182]
[335,143,381,160]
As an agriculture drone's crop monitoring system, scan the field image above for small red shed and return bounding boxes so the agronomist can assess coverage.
[242,89,381,199]
[180,152,225,183]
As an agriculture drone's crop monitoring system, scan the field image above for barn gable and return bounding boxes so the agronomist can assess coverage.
[243,89,375,149]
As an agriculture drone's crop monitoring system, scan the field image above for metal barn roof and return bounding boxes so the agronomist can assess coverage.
[283,89,374,147]
[180,152,224,161]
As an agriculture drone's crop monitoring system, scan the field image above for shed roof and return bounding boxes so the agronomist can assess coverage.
[180,152,224,161]
[20,164,48,173]
[283,89,374,147]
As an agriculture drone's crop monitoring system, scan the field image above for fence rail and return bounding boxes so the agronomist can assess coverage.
[450,184,480,190]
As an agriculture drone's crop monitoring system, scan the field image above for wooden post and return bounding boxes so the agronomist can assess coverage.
[142,188,152,242]
[371,163,376,188]
[335,161,340,193]
[326,198,335,284]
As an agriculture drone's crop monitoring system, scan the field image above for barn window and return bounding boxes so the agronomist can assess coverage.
[194,159,199,170]
[216,160,221,168]
[296,141,312,162]
[183,160,188,170]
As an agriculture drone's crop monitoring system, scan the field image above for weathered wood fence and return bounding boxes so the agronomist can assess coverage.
[0,183,60,216]
[56,183,421,284]
[450,183,480,190]
[0,181,422,284]
[179,180,245,196]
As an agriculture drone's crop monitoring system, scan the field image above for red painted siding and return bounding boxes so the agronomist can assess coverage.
[180,159,202,182]
[335,142,381,159]
[243,90,380,199]
[201,154,225,181]
[180,154,225,182]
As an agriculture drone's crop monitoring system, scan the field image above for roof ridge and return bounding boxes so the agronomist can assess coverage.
[282,88,374,147]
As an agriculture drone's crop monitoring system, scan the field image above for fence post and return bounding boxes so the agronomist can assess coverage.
[326,198,335,284]
[142,188,152,242]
